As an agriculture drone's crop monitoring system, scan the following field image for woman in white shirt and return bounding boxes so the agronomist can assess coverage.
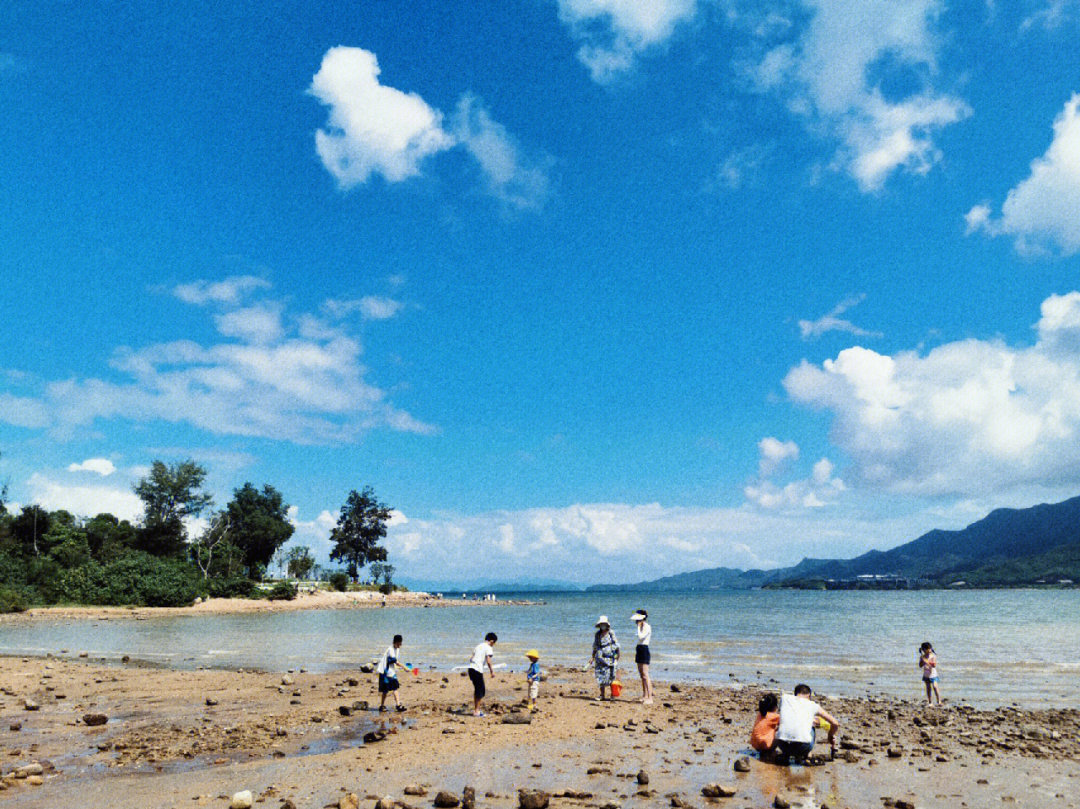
[631,609,653,705]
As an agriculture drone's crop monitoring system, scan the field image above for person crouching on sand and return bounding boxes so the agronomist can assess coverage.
[774,683,840,764]
[590,616,619,700]
[525,649,541,712]
[468,632,497,717]
[376,634,405,712]
[750,692,780,759]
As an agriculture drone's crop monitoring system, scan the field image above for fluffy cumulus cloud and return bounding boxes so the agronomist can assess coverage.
[172,276,270,306]
[556,0,698,82]
[965,94,1080,256]
[382,498,926,584]
[309,47,549,209]
[798,294,882,340]
[784,292,1080,495]
[744,438,845,509]
[744,0,969,190]
[0,276,433,443]
[26,472,143,521]
[67,458,116,476]
[322,296,405,321]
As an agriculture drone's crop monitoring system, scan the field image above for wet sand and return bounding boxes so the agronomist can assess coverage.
[2,655,1078,809]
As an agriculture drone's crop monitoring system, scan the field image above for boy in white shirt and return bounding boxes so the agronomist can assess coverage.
[468,632,497,717]
[775,683,840,764]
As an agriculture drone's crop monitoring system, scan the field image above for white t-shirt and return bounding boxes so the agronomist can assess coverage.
[776,693,820,744]
[469,642,493,672]
[377,645,398,678]
[636,622,652,646]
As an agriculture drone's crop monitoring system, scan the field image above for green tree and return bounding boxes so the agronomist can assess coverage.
[285,545,315,580]
[225,483,294,579]
[13,506,53,557]
[83,513,137,562]
[329,486,390,582]
[133,460,213,556]
[189,512,244,580]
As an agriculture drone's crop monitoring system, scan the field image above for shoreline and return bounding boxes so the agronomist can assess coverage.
[1,656,1077,809]
[0,590,543,621]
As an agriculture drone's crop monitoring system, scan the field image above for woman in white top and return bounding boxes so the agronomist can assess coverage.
[631,609,653,705]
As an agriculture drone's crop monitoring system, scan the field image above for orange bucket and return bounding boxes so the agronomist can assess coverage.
[610,680,622,698]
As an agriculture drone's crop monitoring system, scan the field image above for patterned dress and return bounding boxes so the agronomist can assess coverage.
[592,630,620,685]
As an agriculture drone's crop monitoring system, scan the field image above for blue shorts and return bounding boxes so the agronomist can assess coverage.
[924,676,939,684]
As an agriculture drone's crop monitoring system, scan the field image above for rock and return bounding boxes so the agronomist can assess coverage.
[339,705,353,716]
[352,700,370,712]
[26,775,43,786]
[9,722,21,731]
[17,764,44,777]
[733,757,751,772]
[434,791,460,808]
[78,651,89,658]
[205,697,219,706]
[462,786,476,809]
[376,796,396,809]
[281,675,294,686]
[404,787,428,797]
[670,684,681,693]
[83,713,108,726]
[280,801,297,809]
[701,784,736,798]
[347,677,360,686]
[636,770,649,785]
[502,713,532,725]
[518,790,549,809]
[772,796,790,809]
[887,746,903,758]
[363,730,388,744]
[230,791,254,809]
[340,794,360,809]
[894,801,915,809]
[360,663,376,674]
[23,699,39,711]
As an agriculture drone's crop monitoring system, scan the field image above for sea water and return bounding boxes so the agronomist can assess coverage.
[2,589,1077,708]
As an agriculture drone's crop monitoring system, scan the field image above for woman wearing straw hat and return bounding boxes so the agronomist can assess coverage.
[631,609,654,705]
[589,615,620,700]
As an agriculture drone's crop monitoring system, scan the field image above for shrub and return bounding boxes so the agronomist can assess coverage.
[59,553,201,607]
[207,577,258,599]
[0,586,27,613]
[266,580,297,601]
[329,572,349,592]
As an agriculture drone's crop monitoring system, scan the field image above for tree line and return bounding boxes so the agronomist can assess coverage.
[0,455,395,612]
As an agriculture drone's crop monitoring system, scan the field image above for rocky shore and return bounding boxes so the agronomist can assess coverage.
[1,657,1077,809]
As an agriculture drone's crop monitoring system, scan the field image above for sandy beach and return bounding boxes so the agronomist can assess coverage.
[2,652,1077,809]
[0,590,529,622]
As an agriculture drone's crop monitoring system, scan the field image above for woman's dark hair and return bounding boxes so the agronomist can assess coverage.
[758,693,778,715]
[485,632,498,643]
[794,683,812,696]
[636,609,648,619]
[393,634,403,644]
[920,641,934,652]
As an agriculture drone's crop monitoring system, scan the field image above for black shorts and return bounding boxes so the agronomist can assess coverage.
[635,644,651,665]
[378,674,399,693]
[468,668,485,699]
[776,739,814,761]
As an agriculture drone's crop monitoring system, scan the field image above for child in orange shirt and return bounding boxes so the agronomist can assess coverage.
[750,693,780,758]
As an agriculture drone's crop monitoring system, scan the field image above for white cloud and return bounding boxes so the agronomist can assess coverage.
[757,437,799,477]
[451,94,551,210]
[309,46,455,187]
[26,472,143,521]
[323,296,406,321]
[745,438,844,509]
[744,0,969,190]
[214,303,284,343]
[716,144,772,190]
[309,48,549,209]
[965,94,1080,256]
[784,292,1080,495]
[0,393,50,428]
[557,0,698,82]
[67,458,116,476]
[798,294,882,339]
[0,280,434,443]
[172,276,270,306]
[383,498,928,584]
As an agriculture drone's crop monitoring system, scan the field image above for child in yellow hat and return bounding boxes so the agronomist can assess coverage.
[525,649,541,712]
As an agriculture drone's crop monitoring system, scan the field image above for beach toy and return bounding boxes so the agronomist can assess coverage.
[610,680,623,698]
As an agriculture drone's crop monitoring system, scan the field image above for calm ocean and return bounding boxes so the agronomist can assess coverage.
[2,589,1077,708]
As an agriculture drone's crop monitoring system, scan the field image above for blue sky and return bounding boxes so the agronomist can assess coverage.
[2,0,1080,585]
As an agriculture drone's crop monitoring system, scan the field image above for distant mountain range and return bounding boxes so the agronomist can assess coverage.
[586,495,1080,591]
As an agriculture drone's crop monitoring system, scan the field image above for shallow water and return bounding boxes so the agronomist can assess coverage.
[2,589,1077,708]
